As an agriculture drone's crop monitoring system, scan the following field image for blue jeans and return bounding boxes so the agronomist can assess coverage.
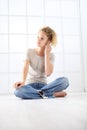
[14,77,69,99]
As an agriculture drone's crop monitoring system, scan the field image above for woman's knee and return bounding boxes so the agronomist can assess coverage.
[62,77,69,89]
[14,89,24,98]
[14,89,20,97]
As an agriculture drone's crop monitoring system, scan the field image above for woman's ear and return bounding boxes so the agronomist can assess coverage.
[48,40,51,45]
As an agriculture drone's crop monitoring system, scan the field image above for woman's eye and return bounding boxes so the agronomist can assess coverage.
[37,36,44,40]
[41,38,44,40]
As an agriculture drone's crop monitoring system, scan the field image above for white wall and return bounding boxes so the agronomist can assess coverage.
[80,0,87,91]
[0,0,86,94]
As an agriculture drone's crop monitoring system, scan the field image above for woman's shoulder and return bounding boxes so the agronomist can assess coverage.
[25,48,35,59]
[26,48,35,54]
[50,52,55,58]
[26,48,34,52]
[49,52,55,63]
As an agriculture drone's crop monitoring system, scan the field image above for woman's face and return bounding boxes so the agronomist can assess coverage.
[37,31,50,48]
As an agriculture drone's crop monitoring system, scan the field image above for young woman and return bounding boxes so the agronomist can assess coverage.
[13,26,69,99]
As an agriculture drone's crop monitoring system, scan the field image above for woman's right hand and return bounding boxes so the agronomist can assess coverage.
[13,81,25,89]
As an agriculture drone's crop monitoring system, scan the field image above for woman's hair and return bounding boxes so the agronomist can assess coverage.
[39,26,57,47]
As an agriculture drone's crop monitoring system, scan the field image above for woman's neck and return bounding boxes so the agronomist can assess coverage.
[35,47,45,56]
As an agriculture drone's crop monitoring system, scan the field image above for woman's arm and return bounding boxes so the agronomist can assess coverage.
[45,44,54,76]
[21,59,29,83]
[13,59,29,89]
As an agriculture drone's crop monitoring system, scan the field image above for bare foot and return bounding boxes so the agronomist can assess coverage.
[53,91,67,97]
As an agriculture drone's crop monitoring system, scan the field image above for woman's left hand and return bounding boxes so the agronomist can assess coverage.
[45,44,52,55]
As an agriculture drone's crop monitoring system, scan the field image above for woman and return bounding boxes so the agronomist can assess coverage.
[13,26,69,99]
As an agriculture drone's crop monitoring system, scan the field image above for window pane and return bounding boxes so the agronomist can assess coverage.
[0,16,8,33]
[63,19,80,34]
[9,54,24,72]
[28,35,37,48]
[9,16,26,34]
[0,54,8,72]
[54,54,64,72]
[64,54,81,71]
[0,74,9,93]
[9,0,26,15]
[64,36,81,53]
[28,17,44,34]
[9,35,27,52]
[62,0,80,17]
[45,0,61,17]
[0,35,8,52]
[27,0,44,16]
[0,0,8,15]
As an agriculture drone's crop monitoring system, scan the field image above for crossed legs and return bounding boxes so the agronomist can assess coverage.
[14,77,69,99]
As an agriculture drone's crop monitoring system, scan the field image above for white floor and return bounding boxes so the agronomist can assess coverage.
[0,93,87,130]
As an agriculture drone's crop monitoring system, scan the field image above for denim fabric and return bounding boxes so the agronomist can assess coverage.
[14,77,69,99]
